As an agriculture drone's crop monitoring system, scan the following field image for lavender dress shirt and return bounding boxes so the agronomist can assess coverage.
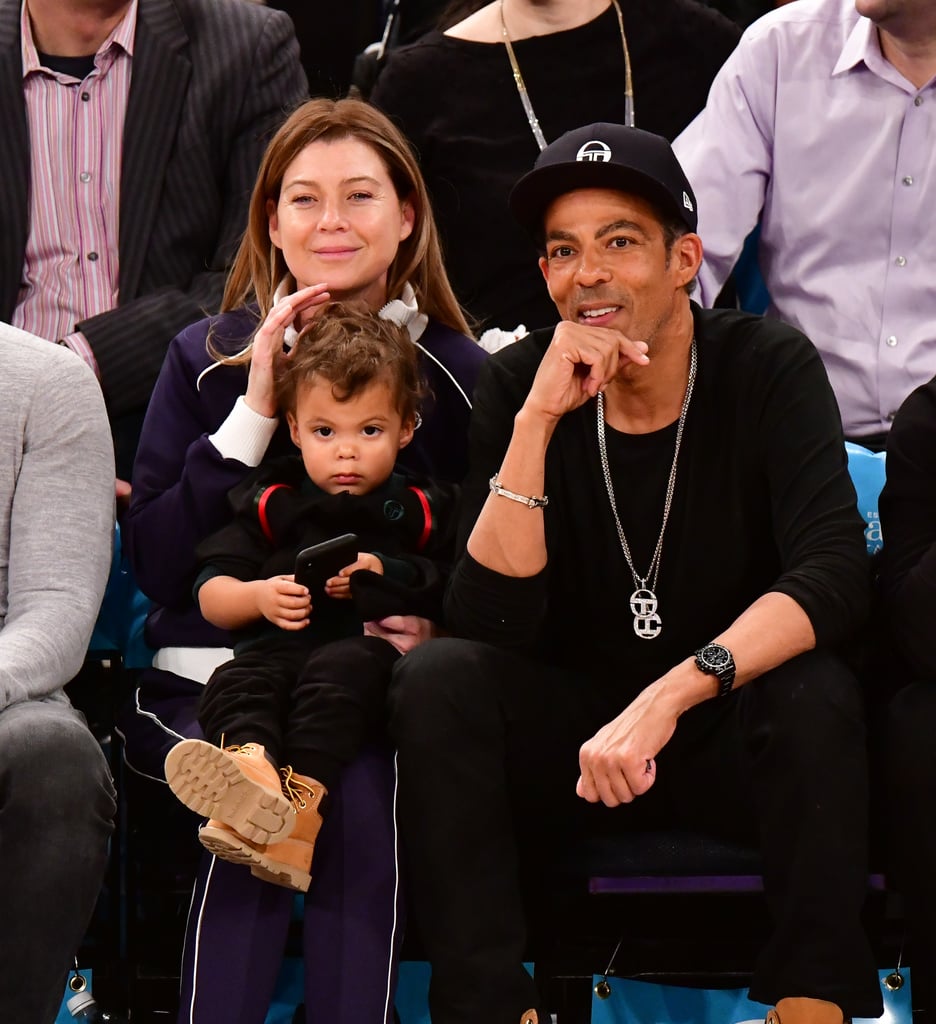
[674,0,936,437]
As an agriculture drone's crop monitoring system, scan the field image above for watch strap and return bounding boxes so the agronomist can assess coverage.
[694,642,736,698]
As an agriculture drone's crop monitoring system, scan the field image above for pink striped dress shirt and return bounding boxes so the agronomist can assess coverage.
[12,0,136,372]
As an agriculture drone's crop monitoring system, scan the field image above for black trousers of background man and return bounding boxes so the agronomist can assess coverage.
[388,638,883,1024]
[887,682,936,1016]
[199,635,399,788]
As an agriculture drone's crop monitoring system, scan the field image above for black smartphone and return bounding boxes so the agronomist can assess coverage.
[294,533,360,597]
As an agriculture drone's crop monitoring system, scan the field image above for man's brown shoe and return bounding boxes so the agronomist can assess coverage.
[165,739,295,844]
[766,998,846,1024]
[520,1012,540,1024]
[248,768,327,892]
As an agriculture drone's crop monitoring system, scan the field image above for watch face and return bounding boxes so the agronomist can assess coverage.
[701,644,731,670]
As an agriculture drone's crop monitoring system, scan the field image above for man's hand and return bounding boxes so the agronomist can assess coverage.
[577,682,679,807]
[523,321,649,424]
[256,574,312,630]
[244,283,331,418]
[325,552,383,599]
[363,614,437,655]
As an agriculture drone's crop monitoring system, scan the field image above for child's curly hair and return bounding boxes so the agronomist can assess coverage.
[275,302,426,423]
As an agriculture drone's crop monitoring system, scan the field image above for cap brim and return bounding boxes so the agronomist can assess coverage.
[509,161,692,241]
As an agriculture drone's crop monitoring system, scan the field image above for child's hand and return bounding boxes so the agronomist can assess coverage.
[325,552,384,600]
[257,574,311,630]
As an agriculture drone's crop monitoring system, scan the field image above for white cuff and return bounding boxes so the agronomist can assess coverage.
[209,395,278,466]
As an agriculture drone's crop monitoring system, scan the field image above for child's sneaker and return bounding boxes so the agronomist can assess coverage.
[248,768,327,892]
[165,739,296,845]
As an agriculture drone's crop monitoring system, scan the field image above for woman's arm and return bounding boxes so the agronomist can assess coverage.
[124,323,271,608]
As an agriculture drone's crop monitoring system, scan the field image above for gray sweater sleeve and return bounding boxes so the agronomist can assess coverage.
[0,326,114,709]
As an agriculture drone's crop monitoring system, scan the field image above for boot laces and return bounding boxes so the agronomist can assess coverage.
[280,766,317,810]
[218,736,261,758]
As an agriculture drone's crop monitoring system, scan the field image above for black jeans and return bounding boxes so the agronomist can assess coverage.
[886,682,936,1014]
[388,638,882,1024]
[199,634,399,787]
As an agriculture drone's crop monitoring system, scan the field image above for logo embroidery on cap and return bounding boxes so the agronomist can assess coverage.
[576,140,612,163]
[683,191,694,212]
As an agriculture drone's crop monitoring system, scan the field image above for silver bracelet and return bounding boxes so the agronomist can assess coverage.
[489,474,549,509]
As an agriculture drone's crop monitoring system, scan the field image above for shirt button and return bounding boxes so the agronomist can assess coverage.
[903,175,914,186]
[896,256,907,266]
[915,96,924,106]
[79,171,91,183]
[81,91,90,101]
[886,335,898,347]
[87,251,99,262]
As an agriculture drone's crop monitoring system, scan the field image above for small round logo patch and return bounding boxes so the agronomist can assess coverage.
[576,140,612,163]
[383,499,405,521]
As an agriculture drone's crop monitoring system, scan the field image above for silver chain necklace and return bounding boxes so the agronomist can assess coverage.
[596,340,697,640]
[499,0,635,152]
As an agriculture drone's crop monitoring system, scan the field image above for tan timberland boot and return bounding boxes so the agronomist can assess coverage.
[248,768,327,893]
[520,1011,540,1024]
[198,817,266,865]
[165,739,296,844]
[765,998,847,1024]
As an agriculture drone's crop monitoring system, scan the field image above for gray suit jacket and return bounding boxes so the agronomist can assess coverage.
[0,0,307,420]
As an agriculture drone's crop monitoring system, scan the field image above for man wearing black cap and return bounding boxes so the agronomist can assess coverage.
[389,124,880,1024]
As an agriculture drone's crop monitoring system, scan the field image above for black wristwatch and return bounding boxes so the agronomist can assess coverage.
[694,642,736,698]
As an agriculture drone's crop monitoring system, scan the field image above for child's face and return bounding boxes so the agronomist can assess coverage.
[286,377,414,495]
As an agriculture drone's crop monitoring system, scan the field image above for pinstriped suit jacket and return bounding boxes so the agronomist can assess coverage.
[0,0,307,421]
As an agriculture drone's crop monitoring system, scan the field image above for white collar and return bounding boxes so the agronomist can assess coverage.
[378,282,429,342]
[273,279,429,348]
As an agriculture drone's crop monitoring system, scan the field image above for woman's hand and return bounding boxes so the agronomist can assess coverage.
[325,552,384,600]
[244,283,331,417]
[363,615,437,655]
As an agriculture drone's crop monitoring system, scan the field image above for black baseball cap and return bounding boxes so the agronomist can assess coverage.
[509,123,698,239]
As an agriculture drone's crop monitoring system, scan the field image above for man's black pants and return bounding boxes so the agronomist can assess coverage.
[199,634,399,787]
[886,682,936,1015]
[388,638,882,1024]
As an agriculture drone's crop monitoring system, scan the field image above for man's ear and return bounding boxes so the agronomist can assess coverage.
[538,254,550,285]
[287,410,301,448]
[672,232,703,288]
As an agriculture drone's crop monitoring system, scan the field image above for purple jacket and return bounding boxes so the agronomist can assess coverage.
[125,306,486,650]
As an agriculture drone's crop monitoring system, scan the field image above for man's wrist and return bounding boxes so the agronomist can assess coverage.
[656,658,722,716]
[514,405,560,446]
[60,332,100,379]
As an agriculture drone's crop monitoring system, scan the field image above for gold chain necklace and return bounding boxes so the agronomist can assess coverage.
[499,0,635,152]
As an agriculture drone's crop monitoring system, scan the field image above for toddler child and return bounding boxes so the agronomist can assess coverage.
[164,304,457,891]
